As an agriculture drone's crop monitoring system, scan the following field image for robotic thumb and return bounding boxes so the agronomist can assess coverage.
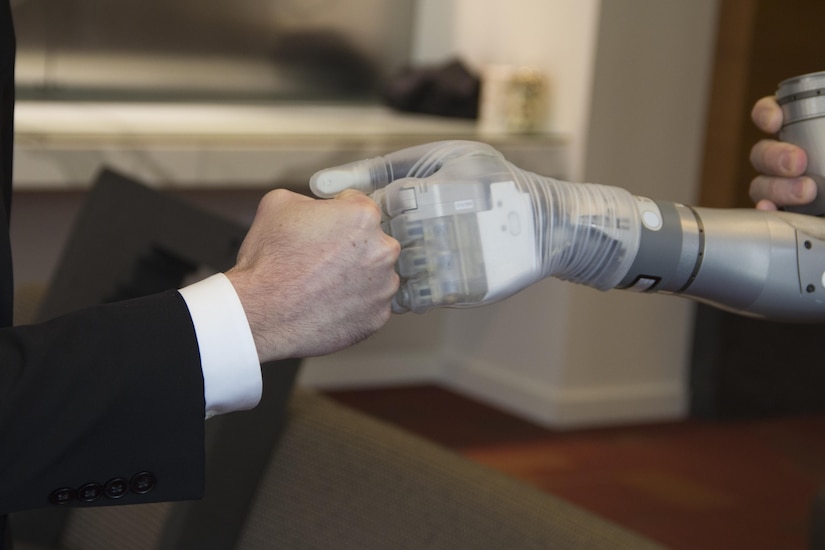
[309,157,391,198]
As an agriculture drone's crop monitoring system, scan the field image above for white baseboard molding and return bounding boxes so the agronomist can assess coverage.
[298,350,687,429]
[442,355,688,429]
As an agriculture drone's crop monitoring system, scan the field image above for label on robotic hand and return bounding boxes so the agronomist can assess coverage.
[477,182,539,302]
[384,180,538,312]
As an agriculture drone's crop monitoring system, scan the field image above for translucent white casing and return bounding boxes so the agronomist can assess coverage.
[311,141,643,313]
[382,180,538,312]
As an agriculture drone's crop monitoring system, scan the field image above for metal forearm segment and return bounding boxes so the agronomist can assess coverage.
[617,201,825,321]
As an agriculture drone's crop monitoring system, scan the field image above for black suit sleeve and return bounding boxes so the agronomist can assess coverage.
[0,291,207,514]
[0,0,205,517]
[1,0,15,330]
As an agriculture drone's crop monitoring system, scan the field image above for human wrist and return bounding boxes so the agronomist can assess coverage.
[224,267,284,363]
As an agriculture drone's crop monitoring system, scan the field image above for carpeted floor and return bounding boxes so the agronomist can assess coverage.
[325,384,825,550]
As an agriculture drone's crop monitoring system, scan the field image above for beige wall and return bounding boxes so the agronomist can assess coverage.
[412,0,600,181]
[562,0,719,416]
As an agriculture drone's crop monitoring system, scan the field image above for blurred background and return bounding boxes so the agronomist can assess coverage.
[10,1,825,547]
[11,0,695,429]
[12,0,412,101]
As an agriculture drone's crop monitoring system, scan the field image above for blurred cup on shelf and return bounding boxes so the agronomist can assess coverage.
[478,65,548,135]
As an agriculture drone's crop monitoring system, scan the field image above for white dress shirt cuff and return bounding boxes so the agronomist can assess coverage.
[178,273,262,419]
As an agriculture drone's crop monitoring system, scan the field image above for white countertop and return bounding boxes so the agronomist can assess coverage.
[13,101,569,190]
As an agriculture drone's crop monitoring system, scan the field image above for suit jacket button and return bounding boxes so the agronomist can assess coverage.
[130,471,156,495]
[104,478,129,499]
[49,487,75,506]
[77,483,103,502]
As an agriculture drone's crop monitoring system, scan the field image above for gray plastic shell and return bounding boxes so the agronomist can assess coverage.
[617,200,701,293]
[621,201,825,321]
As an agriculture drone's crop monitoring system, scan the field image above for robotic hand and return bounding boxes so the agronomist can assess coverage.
[311,141,639,313]
[311,140,825,321]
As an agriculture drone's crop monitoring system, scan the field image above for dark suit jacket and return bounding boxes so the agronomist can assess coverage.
[0,0,206,539]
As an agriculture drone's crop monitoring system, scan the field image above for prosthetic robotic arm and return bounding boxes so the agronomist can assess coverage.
[311,140,825,321]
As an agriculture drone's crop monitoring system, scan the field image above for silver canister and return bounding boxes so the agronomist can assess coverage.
[777,71,825,216]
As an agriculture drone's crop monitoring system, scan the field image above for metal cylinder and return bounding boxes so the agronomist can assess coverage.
[777,71,825,216]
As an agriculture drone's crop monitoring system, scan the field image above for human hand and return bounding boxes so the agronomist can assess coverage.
[226,189,400,362]
[310,141,638,313]
[748,96,815,210]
